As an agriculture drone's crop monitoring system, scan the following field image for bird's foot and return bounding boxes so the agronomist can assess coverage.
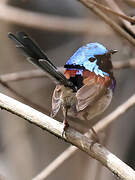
[90,127,100,143]
[86,127,100,150]
[62,120,69,137]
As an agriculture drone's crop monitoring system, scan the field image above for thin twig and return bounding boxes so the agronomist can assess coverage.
[0,92,134,180]
[0,59,135,83]
[104,0,135,36]
[78,0,135,46]
[33,93,135,180]
[90,0,135,24]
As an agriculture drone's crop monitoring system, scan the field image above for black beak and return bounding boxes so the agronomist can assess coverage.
[109,49,118,54]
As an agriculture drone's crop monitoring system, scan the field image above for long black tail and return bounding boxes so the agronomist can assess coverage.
[8,32,75,90]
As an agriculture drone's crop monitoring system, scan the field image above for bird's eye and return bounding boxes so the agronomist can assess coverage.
[89,57,96,62]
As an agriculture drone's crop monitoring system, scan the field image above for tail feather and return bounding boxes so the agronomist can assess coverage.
[39,60,70,85]
[8,32,55,67]
[8,32,76,90]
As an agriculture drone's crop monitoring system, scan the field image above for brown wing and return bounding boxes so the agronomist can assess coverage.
[51,85,62,117]
[76,78,106,111]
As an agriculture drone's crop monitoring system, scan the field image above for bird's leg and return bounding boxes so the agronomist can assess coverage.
[62,107,69,136]
[63,107,69,130]
[50,111,55,118]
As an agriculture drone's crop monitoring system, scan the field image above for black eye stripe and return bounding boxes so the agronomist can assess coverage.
[88,57,96,62]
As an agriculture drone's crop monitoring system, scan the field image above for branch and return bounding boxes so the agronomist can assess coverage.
[32,146,77,180]
[0,69,46,83]
[0,59,135,83]
[33,93,135,180]
[94,94,135,132]
[113,58,135,69]
[0,3,105,35]
[0,78,50,114]
[0,92,135,180]
[104,0,135,36]
[78,0,135,46]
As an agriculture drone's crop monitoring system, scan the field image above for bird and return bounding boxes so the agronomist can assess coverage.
[8,32,117,136]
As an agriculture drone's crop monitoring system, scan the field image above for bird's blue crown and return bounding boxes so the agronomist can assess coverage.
[65,42,109,77]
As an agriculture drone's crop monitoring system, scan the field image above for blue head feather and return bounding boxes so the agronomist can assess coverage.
[65,42,109,77]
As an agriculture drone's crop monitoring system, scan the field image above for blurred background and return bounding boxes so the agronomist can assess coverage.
[0,0,134,179]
